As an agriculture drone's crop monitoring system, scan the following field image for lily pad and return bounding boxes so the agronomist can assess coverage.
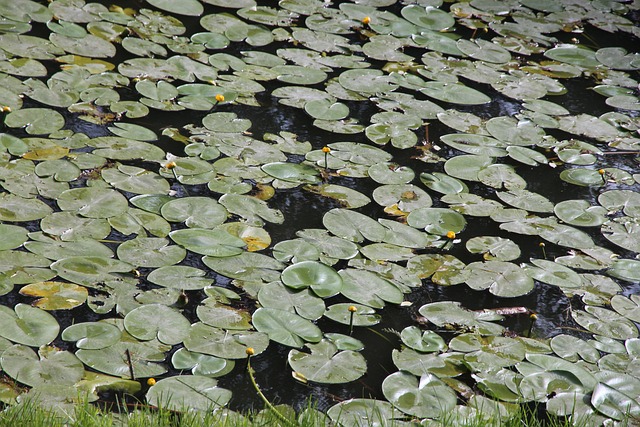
[0,304,59,346]
[382,372,457,418]
[253,307,322,348]
[288,339,367,384]
[146,376,231,411]
[19,281,87,310]
[281,260,342,298]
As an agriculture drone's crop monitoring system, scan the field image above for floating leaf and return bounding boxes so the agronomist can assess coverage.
[61,322,122,350]
[382,372,457,418]
[288,339,366,384]
[253,307,322,348]
[281,260,342,298]
[19,281,87,310]
[169,228,245,257]
[0,304,59,346]
[171,348,234,378]
[184,323,269,359]
[146,376,231,411]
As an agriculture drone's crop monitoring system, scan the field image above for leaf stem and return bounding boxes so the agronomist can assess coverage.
[247,354,298,427]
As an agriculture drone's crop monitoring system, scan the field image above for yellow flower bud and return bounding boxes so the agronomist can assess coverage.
[446,231,456,239]
[362,16,371,25]
[215,94,225,102]
[322,146,331,153]
[348,305,357,313]
[164,161,177,169]
[147,378,156,386]
[246,347,255,356]
[598,169,605,175]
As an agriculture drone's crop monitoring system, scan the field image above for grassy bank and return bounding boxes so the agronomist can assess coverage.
[0,398,625,427]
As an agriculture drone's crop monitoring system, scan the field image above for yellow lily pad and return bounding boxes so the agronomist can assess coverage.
[20,281,88,310]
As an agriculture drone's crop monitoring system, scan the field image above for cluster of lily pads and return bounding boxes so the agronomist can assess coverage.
[0,0,639,424]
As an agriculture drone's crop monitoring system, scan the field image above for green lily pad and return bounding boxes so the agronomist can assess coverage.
[257,281,325,321]
[400,326,447,353]
[253,307,322,348]
[169,228,246,257]
[281,260,342,298]
[61,322,122,350]
[116,237,185,268]
[171,348,234,378]
[160,196,228,229]
[420,82,491,105]
[324,303,381,327]
[554,200,608,227]
[288,339,367,384]
[327,398,403,427]
[0,344,84,388]
[219,193,284,226]
[496,189,554,213]
[322,208,387,243]
[57,187,128,219]
[0,304,59,346]
[572,306,638,340]
[382,372,457,418]
[465,236,521,262]
[146,376,231,411]
[184,322,269,359]
[0,192,52,221]
[50,256,134,287]
[0,224,28,250]
[406,207,466,235]
[464,261,534,297]
[202,252,284,282]
[544,45,601,68]
[123,304,190,345]
[4,108,65,135]
[261,162,320,184]
[339,268,404,308]
[196,300,252,330]
[419,301,504,335]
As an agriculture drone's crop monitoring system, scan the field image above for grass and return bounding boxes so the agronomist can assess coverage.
[0,397,634,427]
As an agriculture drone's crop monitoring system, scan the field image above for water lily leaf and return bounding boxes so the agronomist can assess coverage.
[466,236,521,262]
[261,162,320,184]
[591,382,640,421]
[496,189,554,213]
[101,164,169,195]
[598,190,640,218]
[420,82,491,105]
[339,268,404,308]
[184,322,268,359]
[611,295,640,323]
[57,187,128,219]
[544,45,600,68]
[456,38,511,63]
[171,348,234,378]
[40,212,110,241]
[401,5,454,31]
[419,301,504,335]
[360,243,415,262]
[605,95,640,111]
[378,219,437,250]
[50,256,134,287]
[304,99,349,120]
[572,306,638,340]
[0,304,59,346]
[419,172,468,195]
[202,252,284,282]
[368,163,415,185]
[554,200,608,227]
[116,237,185,268]
[442,193,504,217]
[407,254,469,285]
[338,69,398,94]
[253,307,322,348]
[124,304,190,345]
[50,33,115,58]
[196,300,252,330]
[147,266,212,291]
[444,154,493,181]
[258,281,325,321]
[4,108,65,135]
[19,281,87,310]
[304,184,370,209]
[400,326,447,353]
[281,260,342,298]
[486,116,546,146]
[465,261,534,297]
[406,207,466,235]
[0,34,64,60]
[219,193,284,226]
[169,228,245,258]
[146,0,203,15]
[160,196,228,229]
[539,222,595,250]
[323,208,386,243]
[272,239,320,263]
[524,259,582,290]
[601,217,640,253]
[327,398,403,427]
[550,334,600,363]
[382,372,457,418]
[0,344,84,387]
[324,303,380,327]
[289,339,367,384]
[146,376,231,411]
[61,321,121,350]
[473,369,522,403]
[0,224,28,250]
